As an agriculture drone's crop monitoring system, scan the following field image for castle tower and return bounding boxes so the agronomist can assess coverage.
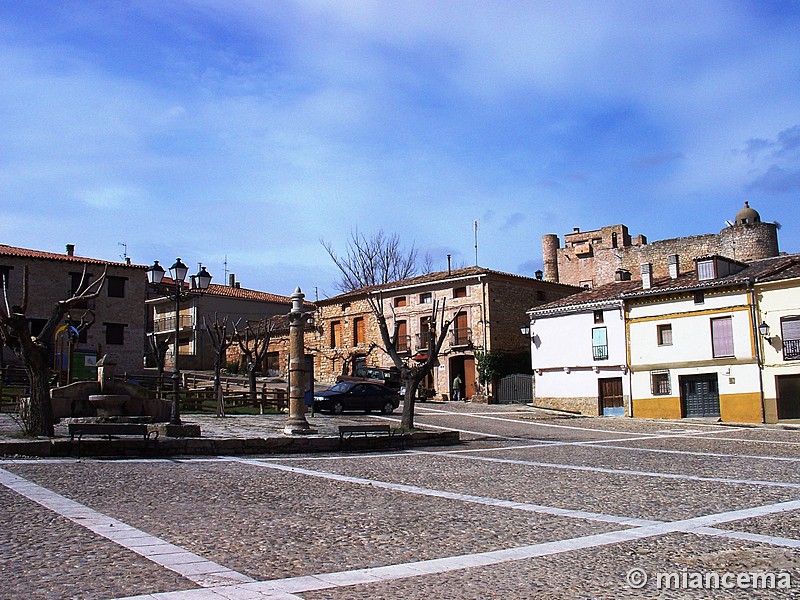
[542,234,560,282]
[720,201,779,261]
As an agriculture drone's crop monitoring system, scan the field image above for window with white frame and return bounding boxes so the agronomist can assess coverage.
[419,292,432,304]
[711,316,734,357]
[657,323,673,346]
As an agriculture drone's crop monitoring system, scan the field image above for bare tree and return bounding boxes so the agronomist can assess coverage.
[0,265,106,436]
[322,229,431,293]
[234,317,277,399]
[204,313,235,417]
[321,343,378,378]
[322,232,458,429]
[147,333,170,391]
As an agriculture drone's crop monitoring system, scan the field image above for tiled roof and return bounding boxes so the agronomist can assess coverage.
[319,266,578,303]
[532,253,800,314]
[0,244,144,269]
[528,279,640,315]
[151,277,316,307]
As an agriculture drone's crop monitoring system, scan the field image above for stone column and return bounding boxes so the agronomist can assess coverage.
[284,287,316,435]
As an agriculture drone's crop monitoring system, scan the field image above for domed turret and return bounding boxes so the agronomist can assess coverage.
[735,201,760,226]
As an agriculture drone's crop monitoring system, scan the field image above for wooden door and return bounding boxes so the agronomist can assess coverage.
[463,356,476,399]
[599,377,624,416]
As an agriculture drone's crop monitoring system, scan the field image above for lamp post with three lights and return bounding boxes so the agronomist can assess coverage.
[146,258,212,425]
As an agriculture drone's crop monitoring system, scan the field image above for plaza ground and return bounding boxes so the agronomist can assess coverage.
[1,403,799,599]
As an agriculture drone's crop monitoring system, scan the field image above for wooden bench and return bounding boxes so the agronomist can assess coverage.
[338,424,406,450]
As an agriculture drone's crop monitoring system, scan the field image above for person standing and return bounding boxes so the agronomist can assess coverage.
[452,374,463,402]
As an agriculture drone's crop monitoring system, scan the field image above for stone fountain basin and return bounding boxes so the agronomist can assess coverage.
[89,394,130,417]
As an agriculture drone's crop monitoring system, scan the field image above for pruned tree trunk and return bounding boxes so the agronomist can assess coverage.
[235,317,276,401]
[204,314,234,417]
[0,265,106,437]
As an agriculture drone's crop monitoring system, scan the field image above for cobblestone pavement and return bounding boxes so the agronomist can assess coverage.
[1,402,799,599]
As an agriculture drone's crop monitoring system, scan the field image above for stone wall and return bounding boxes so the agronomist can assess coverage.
[545,221,779,288]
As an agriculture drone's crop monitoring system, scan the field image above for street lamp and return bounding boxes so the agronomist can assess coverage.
[758,321,772,341]
[147,258,212,425]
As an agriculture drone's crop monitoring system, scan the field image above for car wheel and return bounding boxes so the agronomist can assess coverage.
[382,401,395,415]
[332,400,344,415]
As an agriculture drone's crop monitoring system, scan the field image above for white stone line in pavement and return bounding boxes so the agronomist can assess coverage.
[414,406,729,436]
[678,434,800,447]
[113,497,800,600]
[0,467,255,589]
[694,527,800,548]
[229,457,658,527]
[416,451,800,489]
[372,414,550,442]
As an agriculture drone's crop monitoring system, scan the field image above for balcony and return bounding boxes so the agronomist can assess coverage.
[396,335,411,354]
[153,314,193,334]
[784,339,800,361]
[592,344,609,361]
[450,327,472,347]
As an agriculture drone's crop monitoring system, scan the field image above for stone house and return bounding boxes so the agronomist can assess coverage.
[312,267,580,400]
[147,277,299,371]
[0,243,147,377]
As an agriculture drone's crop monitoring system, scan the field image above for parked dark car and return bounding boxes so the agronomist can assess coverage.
[313,381,401,415]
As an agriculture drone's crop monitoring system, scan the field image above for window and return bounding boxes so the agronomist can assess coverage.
[657,324,673,346]
[265,352,280,376]
[611,232,618,248]
[353,317,365,345]
[105,323,126,345]
[28,318,47,337]
[330,321,342,348]
[697,260,715,281]
[341,302,350,311]
[396,320,408,352]
[69,271,93,308]
[781,316,800,361]
[593,310,604,324]
[453,313,470,346]
[107,276,126,298]
[592,327,608,360]
[419,292,432,304]
[453,286,467,299]
[0,265,11,288]
[394,296,407,307]
[711,316,734,357]
[651,371,671,395]
[694,290,705,304]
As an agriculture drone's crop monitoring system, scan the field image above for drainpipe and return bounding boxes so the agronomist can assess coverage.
[748,279,766,423]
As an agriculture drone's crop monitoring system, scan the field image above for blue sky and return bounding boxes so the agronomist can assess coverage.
[2,1,799,299]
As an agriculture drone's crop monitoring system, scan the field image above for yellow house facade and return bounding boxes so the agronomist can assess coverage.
[625,256,763,423]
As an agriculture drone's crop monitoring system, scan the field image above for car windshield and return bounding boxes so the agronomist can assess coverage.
[328,382,354,393]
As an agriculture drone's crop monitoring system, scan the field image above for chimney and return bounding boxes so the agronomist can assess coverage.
[615,269,631,281]
[573,227,580,233]
[229,274,236,287]
[66,244,75,256]
[447,254,451,276]
[641,263,653,289]
[535,269,543,280]
[125,257,131,265]
[668,254,679,279]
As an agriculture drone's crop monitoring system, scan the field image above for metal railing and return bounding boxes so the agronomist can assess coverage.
[152,314,193,333]
[451,327,472,347]
[784,339,800,361]
[592,344,609,360]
